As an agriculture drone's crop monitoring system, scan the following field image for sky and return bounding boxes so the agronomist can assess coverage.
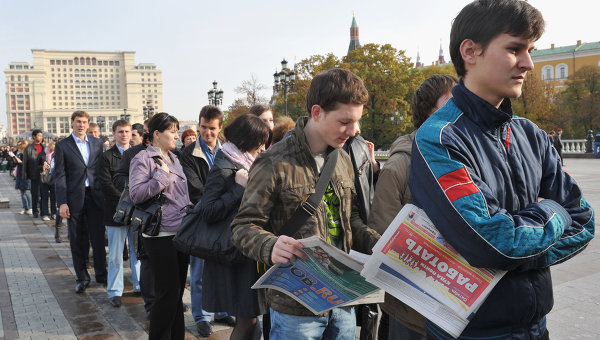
[1,0,599,125]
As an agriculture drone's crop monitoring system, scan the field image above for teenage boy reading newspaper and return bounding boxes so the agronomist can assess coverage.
[409,1,595,339]
[232,68,380,340]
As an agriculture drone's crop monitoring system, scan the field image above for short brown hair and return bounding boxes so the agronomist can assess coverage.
[199,105,223,126]
[412,74,458,128]
[71,110,90,122]
[272,116,296,144]
[450,0,544,77]
[249,104,271,117]
[112,119,131,133]
[305,68,368,115]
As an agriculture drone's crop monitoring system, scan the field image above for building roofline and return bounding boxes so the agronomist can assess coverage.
[30,49,136,54]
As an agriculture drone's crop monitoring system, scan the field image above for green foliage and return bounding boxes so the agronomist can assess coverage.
[342,44,418,149]
[511,72,557,133]
[557,66,600,138]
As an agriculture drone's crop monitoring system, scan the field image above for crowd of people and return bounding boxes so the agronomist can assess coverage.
[5,1,596,340]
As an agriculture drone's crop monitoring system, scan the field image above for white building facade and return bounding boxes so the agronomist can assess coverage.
[4,50,163,137]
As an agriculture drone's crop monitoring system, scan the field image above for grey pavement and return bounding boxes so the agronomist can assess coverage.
[0,159,598,339]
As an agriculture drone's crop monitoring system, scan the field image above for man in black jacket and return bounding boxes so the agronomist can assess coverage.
[180,105,233,337]
[100,120,140,308]
[22,129,46,218]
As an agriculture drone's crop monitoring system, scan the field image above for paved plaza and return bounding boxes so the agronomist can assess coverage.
[0,159,598,339]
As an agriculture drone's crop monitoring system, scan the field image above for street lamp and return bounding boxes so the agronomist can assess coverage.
[143,100,155,120]
[97,116,105,135]
[273,59,296,116]
[207,81,224,106]
[121,108,130,122]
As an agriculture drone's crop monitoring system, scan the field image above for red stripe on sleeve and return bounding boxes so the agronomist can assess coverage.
[438,168,480,202]
[505,127,511,149]
[445,183,480,202]
[438,168,472,191]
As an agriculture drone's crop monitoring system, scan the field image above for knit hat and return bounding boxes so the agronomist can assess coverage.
[180,128,197,141]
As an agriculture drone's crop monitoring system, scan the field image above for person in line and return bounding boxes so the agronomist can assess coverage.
[129,112,190,340]
[87,122,100,138]
[14,142,32,215]
[410,1,595,339]
[40,142,57,221]
[99,120,140,308]
[271,116,295,145]
[54,111,107,293]
[131,123,145,146]
[200,114,271,340]
[369,74,457,340]
[180,105,234,337]
[180,129,197,148]
[113,125,154,314]
[22,129,46,219]
[231,68,380,340]
[249,104,275,131]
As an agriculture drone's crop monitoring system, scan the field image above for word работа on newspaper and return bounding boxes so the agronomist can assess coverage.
[361,204,506,339]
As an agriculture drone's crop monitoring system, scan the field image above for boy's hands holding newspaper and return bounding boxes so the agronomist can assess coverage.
[271,235,308,264]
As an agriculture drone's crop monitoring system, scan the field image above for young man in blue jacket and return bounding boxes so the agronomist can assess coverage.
[409,1,595,339]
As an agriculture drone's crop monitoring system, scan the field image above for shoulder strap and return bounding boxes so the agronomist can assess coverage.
[278,149,339,237]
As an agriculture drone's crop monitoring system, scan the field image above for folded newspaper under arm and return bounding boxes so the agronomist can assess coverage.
[252,235,383,315]
[361,204,506,338]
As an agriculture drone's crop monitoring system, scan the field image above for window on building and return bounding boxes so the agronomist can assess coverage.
[541,65,553,81]
[556,63,568,79]
[59,117,70,134]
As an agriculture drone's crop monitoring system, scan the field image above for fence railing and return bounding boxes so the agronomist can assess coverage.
[563,139,586,153]
[374,139,588,158]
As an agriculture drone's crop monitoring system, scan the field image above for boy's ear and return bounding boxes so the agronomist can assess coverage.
[460,39,481,69]
[310,105,323,122]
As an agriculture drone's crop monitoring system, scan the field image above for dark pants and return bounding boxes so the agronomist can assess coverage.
[142,235,189,340]
[40,183,56,217]
[67,190,107,283]
[140,252,156,313]
[31,179,41,215]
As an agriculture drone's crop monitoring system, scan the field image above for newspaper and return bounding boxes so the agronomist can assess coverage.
[252,236,381,314]
[361,204,506,338]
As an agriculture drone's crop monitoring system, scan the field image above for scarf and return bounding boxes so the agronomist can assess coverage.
[221,142,255,170]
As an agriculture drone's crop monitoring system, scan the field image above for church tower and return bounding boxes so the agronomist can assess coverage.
[347,13,360,55]
[438,39,446,64]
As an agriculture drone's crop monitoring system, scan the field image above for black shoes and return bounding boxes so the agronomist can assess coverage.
[109,296,122,307]
[215,315,236,327]
[75,281,89,293]
[96,278,107,287]
[196,321,213,338]
[33,212,39,218]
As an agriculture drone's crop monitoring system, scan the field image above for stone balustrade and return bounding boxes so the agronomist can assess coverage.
[374,139,589,159]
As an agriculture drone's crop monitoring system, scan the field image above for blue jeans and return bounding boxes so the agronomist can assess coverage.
[20,189,32,210]
[107,226,140,297]
[270,307,356,340]
[190,256,228,323]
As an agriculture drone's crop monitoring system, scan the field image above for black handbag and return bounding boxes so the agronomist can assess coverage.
[130,194,164,237]
[113,185,135,225]
[173,200,246,265]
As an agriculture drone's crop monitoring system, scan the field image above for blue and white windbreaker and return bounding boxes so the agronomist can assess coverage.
[410,82,594,339]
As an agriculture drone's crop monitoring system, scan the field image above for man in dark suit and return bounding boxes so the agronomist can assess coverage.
[54,111,106,293]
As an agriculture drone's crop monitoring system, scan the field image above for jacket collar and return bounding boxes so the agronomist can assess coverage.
[451,81,513,131]
[191,138,220,160]
[146,146,186,179]
[291,117,336,174]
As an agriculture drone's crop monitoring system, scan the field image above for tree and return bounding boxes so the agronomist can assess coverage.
[272,54,341,121]
[512,72,557,133]
[558,66,600,137]
[235,74,268,106]
[342,44,418,149]
[223,98,249,126]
